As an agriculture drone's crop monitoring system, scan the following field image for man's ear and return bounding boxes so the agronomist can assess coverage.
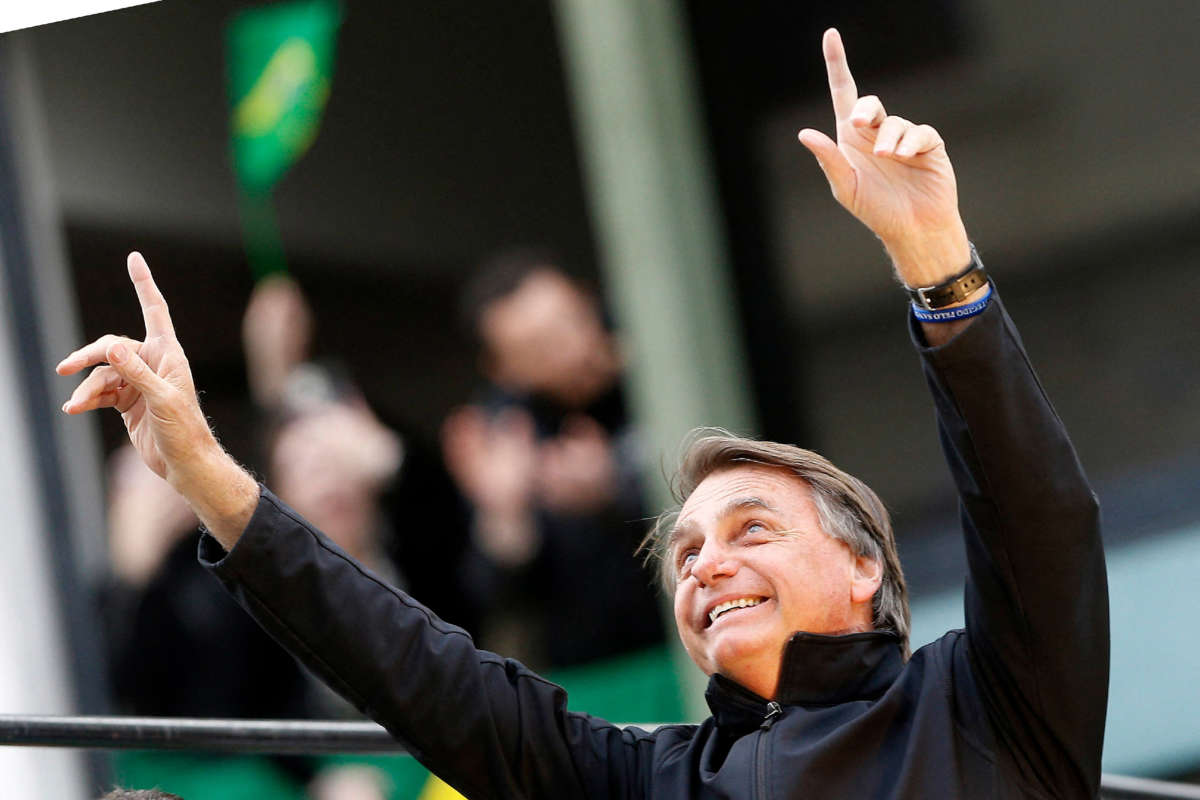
[850,554,883,606]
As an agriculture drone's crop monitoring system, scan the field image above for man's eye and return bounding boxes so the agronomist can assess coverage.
[678,549,698,571]
[745,522,779,544]
[745,522,770,538]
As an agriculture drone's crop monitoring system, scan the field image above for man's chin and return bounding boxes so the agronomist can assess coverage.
[708,634,779,686]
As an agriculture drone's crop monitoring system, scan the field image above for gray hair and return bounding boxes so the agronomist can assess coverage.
[644,429,911,658]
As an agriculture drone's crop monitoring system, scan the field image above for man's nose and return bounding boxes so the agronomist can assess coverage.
[691,541,738,586]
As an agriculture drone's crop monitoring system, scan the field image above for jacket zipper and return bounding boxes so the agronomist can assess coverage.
[755,701,783,800]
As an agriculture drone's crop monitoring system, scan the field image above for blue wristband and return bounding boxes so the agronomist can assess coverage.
[910,282,993,323]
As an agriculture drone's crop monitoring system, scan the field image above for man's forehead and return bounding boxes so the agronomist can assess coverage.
[672,465,809,535]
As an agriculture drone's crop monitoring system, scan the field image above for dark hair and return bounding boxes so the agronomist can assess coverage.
[458,246,568,352]
[100,790,184,800]
[644,428,911,658]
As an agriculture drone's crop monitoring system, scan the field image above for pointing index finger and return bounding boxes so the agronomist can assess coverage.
[823,28,859,124]
[127,252,175,338]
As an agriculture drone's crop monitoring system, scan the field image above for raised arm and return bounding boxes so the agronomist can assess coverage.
[797,29,982,345]
[56,253,652,799]
[916,295,1107,798]
[57,252,259,546]
[798,30,1108,796]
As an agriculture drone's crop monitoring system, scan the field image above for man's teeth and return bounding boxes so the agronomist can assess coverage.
[709,597,764,624]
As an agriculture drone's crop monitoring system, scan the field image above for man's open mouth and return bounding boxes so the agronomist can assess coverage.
[707,597,766,627]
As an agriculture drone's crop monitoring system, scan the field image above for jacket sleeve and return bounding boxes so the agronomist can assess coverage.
[199,489,654,800]
[913,292,1109,798]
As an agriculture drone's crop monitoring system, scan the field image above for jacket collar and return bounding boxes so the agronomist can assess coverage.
[705,630,904,732]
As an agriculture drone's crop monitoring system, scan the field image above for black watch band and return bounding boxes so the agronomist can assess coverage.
[906,245,989,310]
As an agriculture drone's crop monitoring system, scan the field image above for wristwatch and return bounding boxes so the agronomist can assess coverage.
[906,245,989,310]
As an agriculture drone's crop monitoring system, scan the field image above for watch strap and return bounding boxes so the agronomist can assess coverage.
[906,245,989,310]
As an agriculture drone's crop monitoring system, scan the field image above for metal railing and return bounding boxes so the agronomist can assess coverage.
[3,715,1198,799]
[1102,774,1200,800]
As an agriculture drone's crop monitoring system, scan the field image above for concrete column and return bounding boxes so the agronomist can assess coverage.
[551,0,757,511]
[552,0,758,718]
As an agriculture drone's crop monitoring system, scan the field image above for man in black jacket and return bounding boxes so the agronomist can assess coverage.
[59,28,1108,799]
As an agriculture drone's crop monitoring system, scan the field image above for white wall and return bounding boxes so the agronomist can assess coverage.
[0,33,100,799]
[0,255,85,798]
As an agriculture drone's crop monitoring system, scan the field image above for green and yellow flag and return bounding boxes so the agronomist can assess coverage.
[227,0,341,277]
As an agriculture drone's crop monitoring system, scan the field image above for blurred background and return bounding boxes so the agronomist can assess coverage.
[0,0,1197,797]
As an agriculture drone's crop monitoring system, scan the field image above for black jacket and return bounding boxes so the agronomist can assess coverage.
[463,381,666,669]
[202,293,1109,799]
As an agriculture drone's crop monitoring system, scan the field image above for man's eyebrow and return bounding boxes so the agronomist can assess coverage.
[724,496,778,516]
[667,496,780,550]
[666,519,696,552]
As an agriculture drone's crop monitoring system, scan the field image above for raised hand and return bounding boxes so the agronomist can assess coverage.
[106,444,198,587]
[797,29,971,287]
[536,414,616,514]
[58,253,206,480]
[57,252,258,546]
[442,405,539,518]
[242,274,314,409]
[442,405,541,565]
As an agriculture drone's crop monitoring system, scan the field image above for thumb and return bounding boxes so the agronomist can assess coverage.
[107,342,173,406]
[797,128,856,206]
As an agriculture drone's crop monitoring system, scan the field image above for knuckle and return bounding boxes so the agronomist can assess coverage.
[122,360,146,382]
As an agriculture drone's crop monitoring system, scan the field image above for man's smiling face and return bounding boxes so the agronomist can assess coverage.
[670,464,881,699]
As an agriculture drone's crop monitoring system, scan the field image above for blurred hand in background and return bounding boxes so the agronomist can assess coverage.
[106,444,197,588]
[536,414,616,515]
[442,405,540,566]
[242,274,315,410]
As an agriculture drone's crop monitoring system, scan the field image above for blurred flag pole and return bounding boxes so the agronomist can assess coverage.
[226,0,342,279]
